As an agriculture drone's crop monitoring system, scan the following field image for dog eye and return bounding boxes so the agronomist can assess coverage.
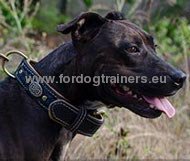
[125,46,139,53]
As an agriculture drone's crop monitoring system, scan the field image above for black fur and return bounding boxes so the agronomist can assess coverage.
[0,12,186,161]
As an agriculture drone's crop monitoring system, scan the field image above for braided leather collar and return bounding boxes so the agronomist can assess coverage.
[15,59,104,136]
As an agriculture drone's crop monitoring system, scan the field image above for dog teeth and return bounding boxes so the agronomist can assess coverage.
[127,91,132,95]
[149,104,154,108]
[122,85,130,92]
[174,82,180,86]
[133,94,137,98]
[138,98,143,101]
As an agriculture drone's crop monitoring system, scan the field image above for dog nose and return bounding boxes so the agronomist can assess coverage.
[170,71,186,87]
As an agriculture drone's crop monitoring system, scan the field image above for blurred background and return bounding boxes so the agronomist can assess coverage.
[0,0,190,160]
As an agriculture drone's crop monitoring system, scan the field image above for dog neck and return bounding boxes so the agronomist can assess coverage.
[34,42,91,105]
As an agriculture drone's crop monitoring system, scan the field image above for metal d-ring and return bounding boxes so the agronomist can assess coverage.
[0,50,28,78]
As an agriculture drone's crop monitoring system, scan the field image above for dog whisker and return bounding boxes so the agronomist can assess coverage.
[122,85,130,92]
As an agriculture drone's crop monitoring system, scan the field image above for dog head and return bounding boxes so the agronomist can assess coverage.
[57,11,186,119]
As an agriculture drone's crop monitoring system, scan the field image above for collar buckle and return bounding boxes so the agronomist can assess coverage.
[0,50,28,78]
[14,58,104,136]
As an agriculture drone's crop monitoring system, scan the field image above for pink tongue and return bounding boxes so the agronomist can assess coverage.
[143,96,176,118]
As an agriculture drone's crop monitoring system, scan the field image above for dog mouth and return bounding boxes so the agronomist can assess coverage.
[109,83,176,118]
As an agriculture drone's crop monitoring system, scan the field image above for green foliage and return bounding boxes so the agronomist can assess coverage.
[0,1,190,159]
[160,0,188,18]
[0,0,39,36]
[149,17,190,64]
[32,1,70,33]
[83,0,93,8]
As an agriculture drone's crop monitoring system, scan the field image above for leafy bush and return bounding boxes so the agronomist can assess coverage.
[0,0,39,36]
[32,1,70,34]
[149,17,190,65]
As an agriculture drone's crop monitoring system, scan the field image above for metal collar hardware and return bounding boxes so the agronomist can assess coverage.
[0,50,104,137]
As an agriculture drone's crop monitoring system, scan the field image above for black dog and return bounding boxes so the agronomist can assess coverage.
[0,11,186,161]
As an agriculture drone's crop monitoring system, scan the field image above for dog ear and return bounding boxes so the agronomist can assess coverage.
[105,11,125,20]
[57,12,107,41]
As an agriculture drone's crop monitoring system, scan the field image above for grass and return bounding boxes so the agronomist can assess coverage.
[0,32,189,161]
[66,89,190,160]
[0,3,189,159]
